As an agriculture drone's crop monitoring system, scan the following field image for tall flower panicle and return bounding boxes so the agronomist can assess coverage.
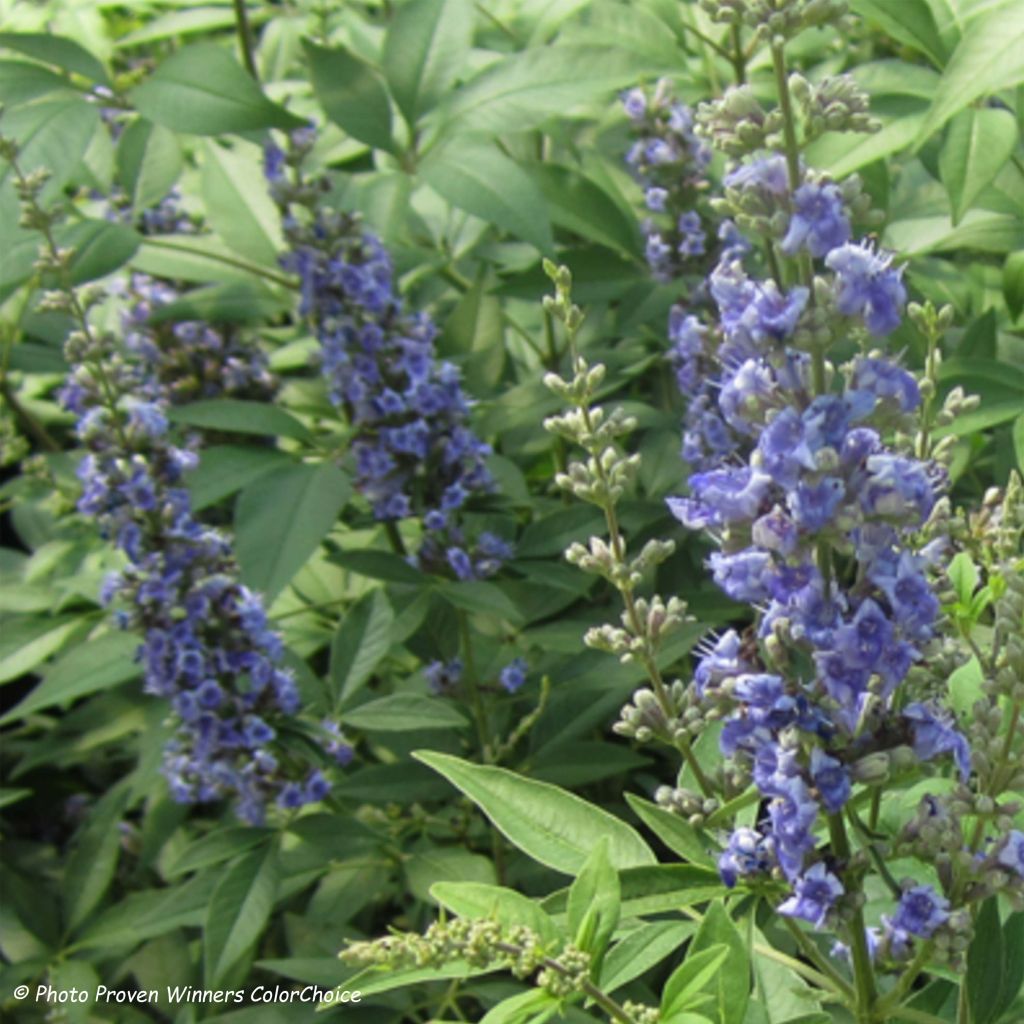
[59,328,341,823]
[264,130,510,579]
[622,81,712,283]
[636,10,994,981]
[0,143,345,825]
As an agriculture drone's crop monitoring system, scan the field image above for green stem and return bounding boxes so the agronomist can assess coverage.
[771,42,803,194]
[875,940,934,1017]
[457,610,490,761]
[141,237,297,290]
[781,916,855,1000]
[384,520,407,557]
[0,377,60,451]
[916,327,940,460]
[829,814,878,1022]
[232,0,259,79]
[731,24,746,83]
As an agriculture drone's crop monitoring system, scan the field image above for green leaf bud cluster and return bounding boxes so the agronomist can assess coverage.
[789,73,881,141]
[342,917,593,998]
[699,0,848,40]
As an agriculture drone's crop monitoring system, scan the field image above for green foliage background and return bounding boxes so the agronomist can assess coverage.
[0,0,1023,1022]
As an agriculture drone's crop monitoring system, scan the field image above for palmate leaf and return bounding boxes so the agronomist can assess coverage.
[383,0,475,125]
[420,137,554,253]
[304,40,395,153]
[938,107,1019,224]
[913,2,1024,145]
[414,750,656,873]
[203,845,279,987]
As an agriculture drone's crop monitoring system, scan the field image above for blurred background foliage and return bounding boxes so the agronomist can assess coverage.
[0,0,1022,1021]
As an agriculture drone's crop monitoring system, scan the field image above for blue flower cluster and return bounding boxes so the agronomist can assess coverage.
[61,339,343,824]
[622,83,712,282]
[115,272,277,407]
[265,134,511,579]
[664,149,970,941]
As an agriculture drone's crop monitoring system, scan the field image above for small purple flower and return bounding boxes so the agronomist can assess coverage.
[724,155,790,197]
[852,357,920,414]
[709,548,773,602]
[826,242,907,336]
[718,826,775,887]
[780,181,851,258]
[622,87,646,121]
[778,862,844,928]
[424,658,463,695]
[889,885,950,938]
[903,702,971,781]
[810,749,851,812]
[499,658,528,693]
[996,831,1024,876]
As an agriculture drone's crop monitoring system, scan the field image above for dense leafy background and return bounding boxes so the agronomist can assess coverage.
[1,0,1023,1022]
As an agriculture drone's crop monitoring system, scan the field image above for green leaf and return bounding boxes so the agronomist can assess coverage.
[1014,414,1024,474]
[689,902,750,1024]
[567,837,620,968]
[131,233,273,285]
[938,108,1019,224]
[204,845,278,987]
[914,4,1024,146]
[235,463,351,602]
[185,444,291,512]
[430,45,659,136]
[934,400,1024,437]
[165,827,273,879]
[329,590,395,704]
[1005,251,1024,322]
[130,43,303,135]
[0,32,110,84]
[63,784,132,933]
[330,548,429,584]
[625,794,717,868]
[0,60,75,105]
[201,140,283,267]
[383,0,474,124]
[431,881,559,942]
[404,848,497,904]
[414,750,656,873]
[304,40,395,153]
[948,552,980,605]
[0,788,32,810]
[63,220,141,284]
[601,921,694,994]
[73,875,216,950]
[116,118,183,214]
[168,399,311,442]
[949,655,984,717]
[0,617,84,684]
[0,631,140,724]
[996,913,1024,1024]
[420,138,553,252]
[662,945,731,1019]
[531,164,640,256]
[0,97,100,199]
[48,961,99,1024]
[344,960,497,998]
[480,989,559,1024]
[847,0,946,66]
[967,898,1003,1024]
[437,578,523,623]
[344,693,469,731]
[148,281,290,325]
